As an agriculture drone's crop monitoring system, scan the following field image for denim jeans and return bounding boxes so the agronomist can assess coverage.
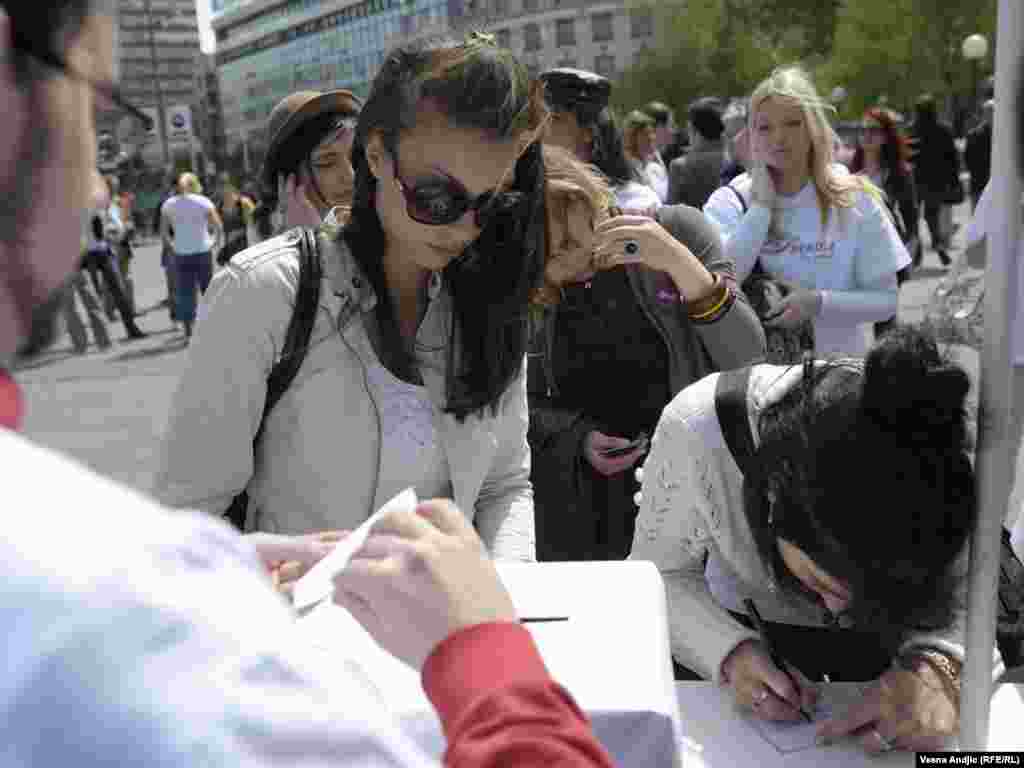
[174,251,213,325]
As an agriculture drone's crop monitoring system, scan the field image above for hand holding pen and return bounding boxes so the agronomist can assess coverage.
[720,601,819,722]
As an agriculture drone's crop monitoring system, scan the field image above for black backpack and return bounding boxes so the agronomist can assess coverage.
[222,227,323,530]
[714,365,1024,669]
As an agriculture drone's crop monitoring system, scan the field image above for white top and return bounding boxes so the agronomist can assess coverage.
[704,167,910,357]
[365,361,452,505]
[966,180,1024,364]
[0,428,440,767]
[161,193,216,255]
[616,181,662,216]
[644,155,669,203]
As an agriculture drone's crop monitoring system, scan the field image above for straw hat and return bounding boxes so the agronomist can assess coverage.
[263,89,362,188]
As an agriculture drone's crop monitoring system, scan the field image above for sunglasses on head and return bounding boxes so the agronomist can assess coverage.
[391,150,515,227]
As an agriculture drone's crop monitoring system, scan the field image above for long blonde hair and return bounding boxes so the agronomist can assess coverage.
[532,145,615,306]
[177,172,203,196]
[749,66,879,230]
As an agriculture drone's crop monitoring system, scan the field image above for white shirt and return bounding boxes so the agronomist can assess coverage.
[644,155,669,203]
[966,180,1024,364]
[0,428,439,766]
[161,193,216,255]
[366,361,452,505]
[704,168,910,356]
[615,181,662,216]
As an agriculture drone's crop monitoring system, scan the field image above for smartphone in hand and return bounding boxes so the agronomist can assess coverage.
[600,433,649,458]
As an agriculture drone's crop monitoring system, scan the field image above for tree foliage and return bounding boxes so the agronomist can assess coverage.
[616,0,996,126]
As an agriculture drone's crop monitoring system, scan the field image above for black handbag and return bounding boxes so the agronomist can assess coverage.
[222,227,323,530]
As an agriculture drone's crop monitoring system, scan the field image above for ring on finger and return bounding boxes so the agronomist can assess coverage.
[751,688,769,709]
[871,728,894,752]
[623,239,640,257]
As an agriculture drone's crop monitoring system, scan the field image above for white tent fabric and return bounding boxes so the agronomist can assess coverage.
[961,0,1023,749]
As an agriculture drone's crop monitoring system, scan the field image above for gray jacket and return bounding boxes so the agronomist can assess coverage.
[668,140,727,208]
[154,228,535,561]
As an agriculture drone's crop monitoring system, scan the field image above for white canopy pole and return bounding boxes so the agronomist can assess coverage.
[960,0,1022,750]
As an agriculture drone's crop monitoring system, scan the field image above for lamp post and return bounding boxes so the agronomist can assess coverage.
[144,0,171,169]
[962,33,989,122]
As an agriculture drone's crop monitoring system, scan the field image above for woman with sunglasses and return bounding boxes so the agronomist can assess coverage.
[153,34,546,561]
[250,90,363,242]
[630,325,991,754]
[850,107,918,337]
[528,146,764,561]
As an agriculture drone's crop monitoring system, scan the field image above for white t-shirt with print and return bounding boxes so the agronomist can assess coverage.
[705,167,910,356]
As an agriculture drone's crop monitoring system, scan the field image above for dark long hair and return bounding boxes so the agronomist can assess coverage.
[743,326,975,648]
[851,107,913,179]
[589,108,635,187]
[343,34,547,420]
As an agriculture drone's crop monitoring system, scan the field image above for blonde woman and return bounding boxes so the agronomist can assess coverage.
[159,172,224,339]
[704,66,909,357]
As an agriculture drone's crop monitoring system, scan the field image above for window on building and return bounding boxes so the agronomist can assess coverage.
[495,27,511,49]
[522,0,539,11]
[523,22,541,51]
[591,11,613,42]
[555,18,575,46]
[594,53,615,76]
[493,0,506,14]
[630,8,653,38]
[556,57,576,68]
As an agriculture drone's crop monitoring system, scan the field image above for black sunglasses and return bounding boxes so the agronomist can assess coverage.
[17,43,154,131]
[392,150,511,228]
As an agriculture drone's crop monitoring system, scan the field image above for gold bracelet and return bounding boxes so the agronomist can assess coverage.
[899,649,962,705]
[688,278,729,319]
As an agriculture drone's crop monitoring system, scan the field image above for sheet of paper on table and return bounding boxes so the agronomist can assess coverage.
[751,682,868,754]
[292,487,418,612]
[675,682,913,767]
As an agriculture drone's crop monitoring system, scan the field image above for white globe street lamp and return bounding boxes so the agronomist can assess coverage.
[962,33,989,114]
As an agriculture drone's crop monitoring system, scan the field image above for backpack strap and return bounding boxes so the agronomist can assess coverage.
[714,366,757,478]
[726,183,748,214]
[223,227,324,530]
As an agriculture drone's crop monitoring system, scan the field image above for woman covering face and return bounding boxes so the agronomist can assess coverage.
[704,66,911,358]
[527,146,764,561]
[155,33,547,562]
[630,325,979,755]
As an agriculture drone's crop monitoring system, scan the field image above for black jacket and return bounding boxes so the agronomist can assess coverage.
[527,205,765,561]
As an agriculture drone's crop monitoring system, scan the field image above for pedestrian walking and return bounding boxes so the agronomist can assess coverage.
[909,94,960,266]
[159,172,223,339]
[61,262,111,353]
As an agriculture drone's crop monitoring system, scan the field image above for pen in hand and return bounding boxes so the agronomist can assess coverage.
[744,598,813,723]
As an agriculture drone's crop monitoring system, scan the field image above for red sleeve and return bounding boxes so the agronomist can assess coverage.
[421,622,616,768]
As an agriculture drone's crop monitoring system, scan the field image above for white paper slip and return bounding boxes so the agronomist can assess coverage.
[292,487,419,612]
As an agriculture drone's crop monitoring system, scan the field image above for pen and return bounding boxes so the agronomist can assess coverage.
[744,598,813,723]
[519,616,570,623]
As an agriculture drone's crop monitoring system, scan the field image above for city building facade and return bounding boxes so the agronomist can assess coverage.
[110,0,203,169]
[211,0,654,171]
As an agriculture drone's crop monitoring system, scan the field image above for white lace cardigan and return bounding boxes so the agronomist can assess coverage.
[628,364,985,682]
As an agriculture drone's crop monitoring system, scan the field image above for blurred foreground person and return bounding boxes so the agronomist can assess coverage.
[0,5,613,764]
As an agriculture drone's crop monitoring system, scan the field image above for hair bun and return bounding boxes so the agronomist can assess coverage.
[860,327,970,440]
